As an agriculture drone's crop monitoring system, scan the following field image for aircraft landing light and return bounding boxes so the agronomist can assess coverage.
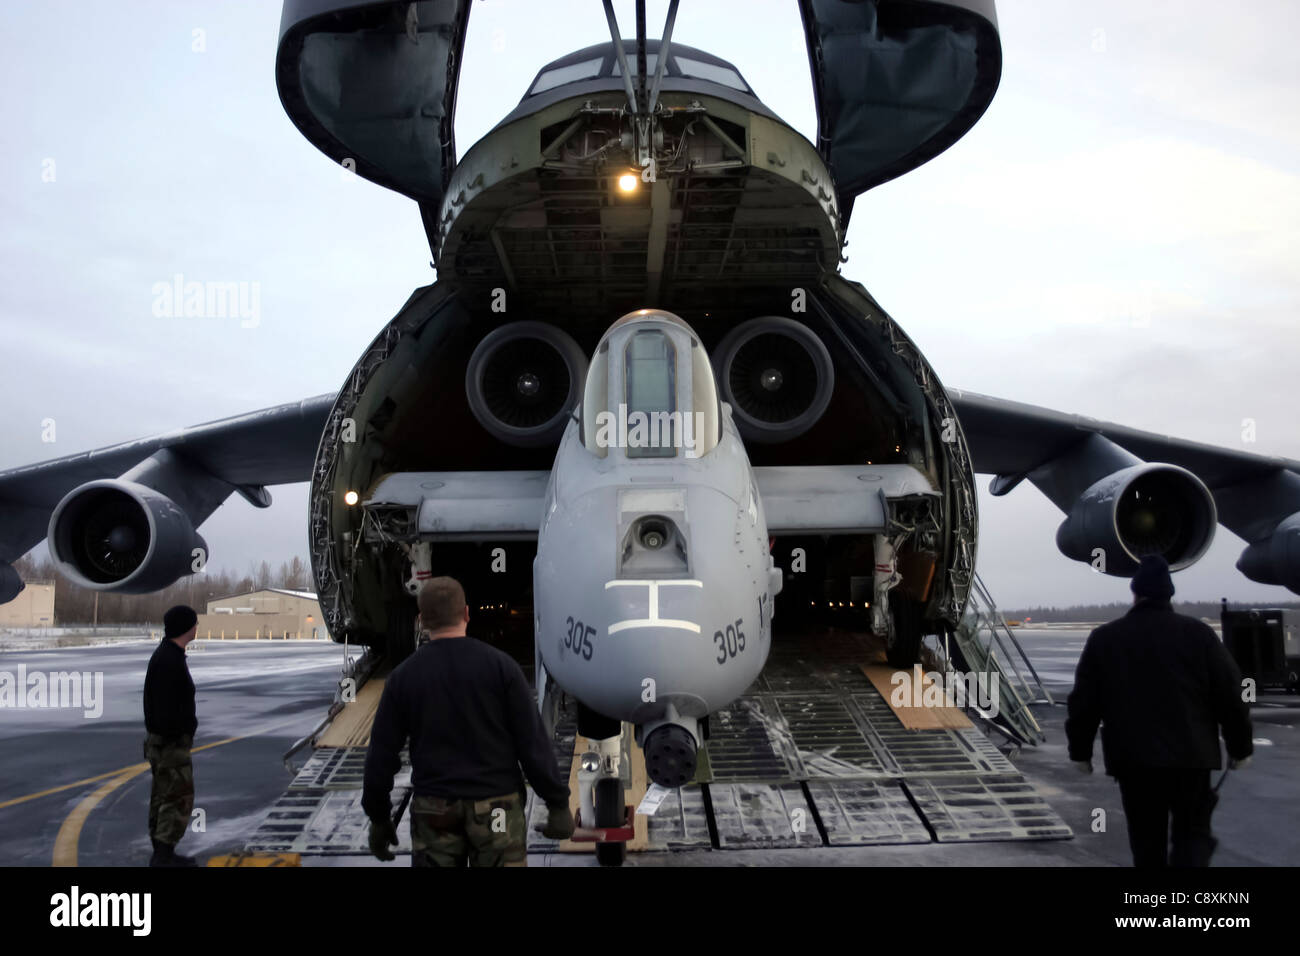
[617,172,639,193]
[343,490,359,506]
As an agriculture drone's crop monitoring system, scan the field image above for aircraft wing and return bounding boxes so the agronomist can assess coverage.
[949,387,1300,592]
[0,394,336,572]
[363,463,938,540]
[366,471,550,539]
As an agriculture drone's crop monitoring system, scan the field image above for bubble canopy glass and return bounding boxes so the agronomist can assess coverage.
[581,312,720,460]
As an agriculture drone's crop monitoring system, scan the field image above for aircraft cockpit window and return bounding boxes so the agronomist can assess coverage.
[530,57,605,95]
[583,323,719,460]
[674,56,748,92]
[625,330,677,459]
[610,53,659,77]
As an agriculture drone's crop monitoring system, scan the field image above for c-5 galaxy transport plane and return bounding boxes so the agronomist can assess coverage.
[3,0,1300,856]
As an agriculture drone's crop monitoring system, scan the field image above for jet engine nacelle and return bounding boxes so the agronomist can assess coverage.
[465,321,587,447]
[48,480,208,593]
[1237,511,1300,592]
[0,562,23,604]
[712,316,834,443]
[1055,463,1216,576]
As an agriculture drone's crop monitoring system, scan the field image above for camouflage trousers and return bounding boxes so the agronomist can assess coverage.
[144,733,194,846]
[409,792,526,867]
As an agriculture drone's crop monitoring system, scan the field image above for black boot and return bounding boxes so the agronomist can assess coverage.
[150,838,198,867]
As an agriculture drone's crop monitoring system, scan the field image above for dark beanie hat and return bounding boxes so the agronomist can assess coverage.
[1131,554,1174,600]
[164,605,198,638]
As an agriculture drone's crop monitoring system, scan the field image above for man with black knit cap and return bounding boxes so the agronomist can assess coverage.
[1066,554,1254,867]
[362,576,573,866]
[142,605,200,866]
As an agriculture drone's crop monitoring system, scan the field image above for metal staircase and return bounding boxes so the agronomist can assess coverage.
[942,573,1053,746]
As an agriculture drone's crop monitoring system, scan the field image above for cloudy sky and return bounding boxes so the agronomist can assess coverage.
[1,0,1297,609]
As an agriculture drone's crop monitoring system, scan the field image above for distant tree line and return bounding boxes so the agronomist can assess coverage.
[999,599,1300,623]
[10,553,311,627]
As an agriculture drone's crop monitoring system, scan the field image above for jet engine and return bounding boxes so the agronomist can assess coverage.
[1237,511,1300,592]
[465,321,588,447]
[712,316,834,443]
[1055,463,1216,576]
[48,480,208,593]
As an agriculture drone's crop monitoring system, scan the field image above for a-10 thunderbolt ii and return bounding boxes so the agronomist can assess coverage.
[3,0,1300,831]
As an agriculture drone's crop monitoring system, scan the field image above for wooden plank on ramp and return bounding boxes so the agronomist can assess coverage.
[861,664,973,730]
[317,677,386,747]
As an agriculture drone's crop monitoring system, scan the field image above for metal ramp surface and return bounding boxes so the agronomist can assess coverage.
[247,759,413,855]
[664,630,1071,851]
[247,630,1070,858]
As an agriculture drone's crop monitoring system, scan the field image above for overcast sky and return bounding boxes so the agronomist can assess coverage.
[1,0,1297,609]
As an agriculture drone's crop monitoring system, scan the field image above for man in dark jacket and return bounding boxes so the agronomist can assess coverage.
[142,605,200,867]
[1066,554,1253,867]
[363,576,574,866]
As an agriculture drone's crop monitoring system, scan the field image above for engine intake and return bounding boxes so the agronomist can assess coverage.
[712,316,834,443]
[48,480,207,593]
[465,321,587,447]
[1055,463,1216,576]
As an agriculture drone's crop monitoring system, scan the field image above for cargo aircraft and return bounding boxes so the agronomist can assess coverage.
[4,1,1299,852]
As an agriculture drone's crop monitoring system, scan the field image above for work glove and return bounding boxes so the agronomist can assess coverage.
[368,816,399,862]
[1228,756,1252,770]
[537,803,575,840]
[1071,760,1093,774]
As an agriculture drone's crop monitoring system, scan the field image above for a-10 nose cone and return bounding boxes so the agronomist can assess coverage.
[643,724,698,788]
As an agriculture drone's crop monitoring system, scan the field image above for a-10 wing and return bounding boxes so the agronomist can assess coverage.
[2,386,1298,600]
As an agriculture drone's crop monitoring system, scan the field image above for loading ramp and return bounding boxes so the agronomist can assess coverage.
[247,628,1070,858]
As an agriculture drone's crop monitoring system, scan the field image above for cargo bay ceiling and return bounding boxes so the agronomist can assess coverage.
[275,0,1002,285]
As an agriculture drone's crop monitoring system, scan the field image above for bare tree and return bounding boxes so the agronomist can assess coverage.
[286,556,307,590]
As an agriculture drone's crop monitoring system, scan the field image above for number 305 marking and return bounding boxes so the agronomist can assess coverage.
[564,616,595,660]
[714,618,745,665]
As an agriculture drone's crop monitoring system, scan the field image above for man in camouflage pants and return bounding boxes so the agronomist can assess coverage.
[408,793,529,867]
[363,577,574,866]
[142,605,200,867]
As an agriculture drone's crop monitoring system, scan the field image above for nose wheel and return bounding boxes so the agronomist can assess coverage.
[574,717,634,867]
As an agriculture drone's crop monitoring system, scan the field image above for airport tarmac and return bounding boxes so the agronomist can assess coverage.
[0,639,338,867]
[0,630,1295,867]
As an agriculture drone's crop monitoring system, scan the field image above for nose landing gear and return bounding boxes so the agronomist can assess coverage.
[574,732,633,867]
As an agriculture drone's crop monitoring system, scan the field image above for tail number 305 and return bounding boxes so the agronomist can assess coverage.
[714,619,745,665]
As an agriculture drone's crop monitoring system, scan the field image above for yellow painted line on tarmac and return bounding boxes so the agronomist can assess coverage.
[53,770,144,867]
[0,764,151,811]
[40,717,309,868]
